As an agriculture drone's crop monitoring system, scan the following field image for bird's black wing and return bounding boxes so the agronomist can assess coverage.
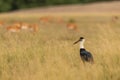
[80,50,94,62]
[86,51,94,63]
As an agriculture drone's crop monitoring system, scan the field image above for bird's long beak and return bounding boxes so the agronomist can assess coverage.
[73,39,80,45]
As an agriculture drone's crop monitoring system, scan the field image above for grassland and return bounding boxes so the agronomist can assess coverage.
[0,14,120,80]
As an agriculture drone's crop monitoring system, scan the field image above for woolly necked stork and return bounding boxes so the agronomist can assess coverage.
[73,37,94,64]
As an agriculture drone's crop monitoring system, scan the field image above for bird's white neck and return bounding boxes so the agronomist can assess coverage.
[80,40,85,49]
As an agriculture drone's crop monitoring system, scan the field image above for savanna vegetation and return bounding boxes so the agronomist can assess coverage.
[0,14,120,80]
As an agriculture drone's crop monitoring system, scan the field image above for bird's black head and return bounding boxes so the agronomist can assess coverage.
[73,37,85,45]
[80,37,84,41]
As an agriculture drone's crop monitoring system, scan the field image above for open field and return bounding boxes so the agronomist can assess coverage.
[0,14,120,80]
[0,1,120,80]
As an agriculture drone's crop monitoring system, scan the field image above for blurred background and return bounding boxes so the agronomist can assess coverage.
[0,0,119,12]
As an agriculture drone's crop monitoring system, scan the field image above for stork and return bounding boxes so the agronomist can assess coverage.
[73,37,94,64]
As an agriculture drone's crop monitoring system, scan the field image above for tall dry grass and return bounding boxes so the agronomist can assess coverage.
[0,15,120,80]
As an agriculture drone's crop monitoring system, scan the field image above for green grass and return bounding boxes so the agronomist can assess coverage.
[0,14,120,80]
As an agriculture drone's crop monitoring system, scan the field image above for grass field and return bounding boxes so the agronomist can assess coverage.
[0,14,120,80]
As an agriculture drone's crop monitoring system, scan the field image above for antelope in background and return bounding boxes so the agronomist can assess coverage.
[39,16,53,24]
[66,19,78,31]
[6,22,39,33]
[21,22,39,32]
[6,22,21,32]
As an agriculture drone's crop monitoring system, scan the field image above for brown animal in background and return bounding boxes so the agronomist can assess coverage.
[6,25,21,32]
[21,22,30,30]
[6,22,22,32]
[40,16,51,24]
[67,23,77,31]
[6,21,39,33]
[29,24,39,32]
[20,22,39,32]
[12,22,21,27]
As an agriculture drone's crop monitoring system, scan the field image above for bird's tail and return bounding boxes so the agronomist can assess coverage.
[88,56,94,64]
